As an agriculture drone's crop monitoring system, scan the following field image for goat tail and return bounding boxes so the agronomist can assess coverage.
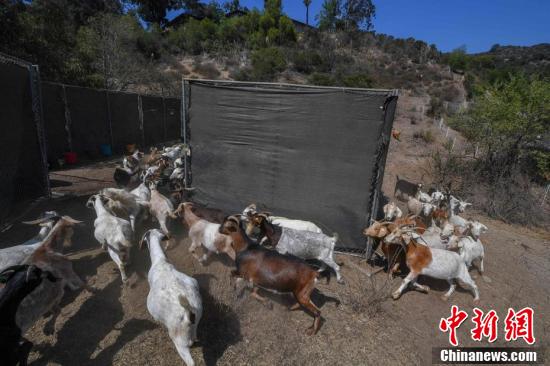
[317,267,331,285]
[178,295,196,324]
[331,232,339,242]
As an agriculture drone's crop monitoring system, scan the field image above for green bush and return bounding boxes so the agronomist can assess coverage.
[413,129,435,143]
[308,72,335,86]
[292,50,323,73]
[250,47,286,81]
[342,73,373,88]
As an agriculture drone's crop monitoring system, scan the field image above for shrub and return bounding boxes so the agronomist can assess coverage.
[427,96,443,117]
[192,61,220,79]
[413,129,435,143]
[308,72,335,86]
[342,73,373,88]
[292,50,323,73]
[250,47,286,81]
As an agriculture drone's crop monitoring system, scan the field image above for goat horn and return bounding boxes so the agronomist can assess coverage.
[61,216,83,225]
[22,216,57,225]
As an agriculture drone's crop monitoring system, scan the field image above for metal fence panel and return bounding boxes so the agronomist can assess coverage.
[0,58,48,223]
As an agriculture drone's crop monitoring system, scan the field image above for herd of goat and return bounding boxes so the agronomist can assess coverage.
[0,144,489,366]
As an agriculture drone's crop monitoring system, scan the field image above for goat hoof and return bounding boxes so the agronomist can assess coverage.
[473,298,480,304]
[337,279,345,285]
[441,295,450,302]
[264,302,273,310]
[391,292,401,300]
[305,326,316,336]
[421,285,430,293]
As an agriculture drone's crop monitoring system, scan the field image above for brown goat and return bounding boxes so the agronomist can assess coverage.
[220,216,329,335]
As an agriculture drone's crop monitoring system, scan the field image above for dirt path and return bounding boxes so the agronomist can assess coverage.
[1,94,548,365]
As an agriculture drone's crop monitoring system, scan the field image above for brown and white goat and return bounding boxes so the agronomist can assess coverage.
[220,216,330,335]
[384,227,480,302]
[172,203,235,262]
[362,215,427,278]
[17,218,88,335]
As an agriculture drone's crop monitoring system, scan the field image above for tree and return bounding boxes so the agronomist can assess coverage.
[264,0,282,23]
[76,14,153,90]
[224,0,242,13]
[451,75,550,179]
[303,0,312,25]
[317,0,341,31]
[130,0,200,26]
[342,0,375,30]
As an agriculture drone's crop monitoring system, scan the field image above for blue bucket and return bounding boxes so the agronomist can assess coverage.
[100,144,113,157]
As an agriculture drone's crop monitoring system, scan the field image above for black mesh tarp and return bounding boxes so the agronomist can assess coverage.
[165,98,182,141]
[0,59,48,223]
[109,92,142,155]
[142,96,165,146]
[187,81,397,251]
[66,86,110,159]
[41,82,68,163]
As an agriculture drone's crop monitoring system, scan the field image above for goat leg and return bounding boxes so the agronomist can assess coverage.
[288,302,301,311]
[17,339,33,366]
[250,287,272,309]
[43,305,61,336]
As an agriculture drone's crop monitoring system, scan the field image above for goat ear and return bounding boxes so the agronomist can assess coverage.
[139,231,150,250]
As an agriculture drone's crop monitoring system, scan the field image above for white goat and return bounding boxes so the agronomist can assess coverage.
[87,195,133,283]
[468,221,488,240]
[131,182,151,202]
[448,235,485,275]
[416,189,432,203]
[162,145,184,162]
[383,202,403,221]
[430,190,446,205]
[141,229,202,366]
[242,203,323,234]
[449,195,472,214]
[407,197,435,219]
[100,187,148,231]
[0,214,78,272]
[149,181,176,238]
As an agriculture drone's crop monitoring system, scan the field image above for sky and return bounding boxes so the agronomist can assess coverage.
[170,0,550,53]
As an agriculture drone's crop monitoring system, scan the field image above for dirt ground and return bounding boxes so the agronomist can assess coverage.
[1,94,549,365]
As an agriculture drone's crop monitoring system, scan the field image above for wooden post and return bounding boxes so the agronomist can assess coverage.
[541,184,550,207]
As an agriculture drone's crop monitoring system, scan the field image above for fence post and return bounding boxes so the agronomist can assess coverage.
[137,94,144,147]
[29,64,51,197]
[541,184,550,207]
[162,97,167,142]
[61,85,73,152]
[182,78,189,189]
[105,91,114,153]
